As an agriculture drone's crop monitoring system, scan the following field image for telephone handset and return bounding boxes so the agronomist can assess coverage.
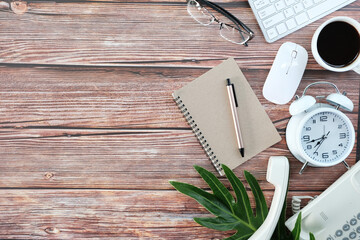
[249,156,290,240]
[286,161,360,240]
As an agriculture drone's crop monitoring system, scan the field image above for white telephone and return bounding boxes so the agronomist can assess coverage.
[249,156,290,240]
[286,161,360,240]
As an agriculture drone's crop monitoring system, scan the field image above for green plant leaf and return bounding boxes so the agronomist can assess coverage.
[222,164,254,225]
[194,217,239,231]
[244,170,268,227]
[291,212,302,240]
[223,231,253,240]
[309,232,315,240]
[170,164,305,240]
[194,165,235,214]
[169,180,256,235]
[271,197,289,240]
[169,181,234,219]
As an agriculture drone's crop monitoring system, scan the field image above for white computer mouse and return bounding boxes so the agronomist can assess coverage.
[263,42,308,105]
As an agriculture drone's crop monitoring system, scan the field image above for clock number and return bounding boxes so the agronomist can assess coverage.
[332,150,337,155]
[339,143,344,147]
[303,135,310,141]
[320,116,328,122]
[338,124,343,129]
[307,145,312,150]
[322,153,329,159]
[305,127,311,131]
[339,133,347,139]
[312,119,316,124]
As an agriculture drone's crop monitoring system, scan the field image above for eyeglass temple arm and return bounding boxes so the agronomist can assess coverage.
[200,0,254,36]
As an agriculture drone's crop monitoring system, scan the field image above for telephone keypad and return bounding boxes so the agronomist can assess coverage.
[343,224,350,231]
[350,218,357,226]
[333,213,360,239]
[336,230,343,236]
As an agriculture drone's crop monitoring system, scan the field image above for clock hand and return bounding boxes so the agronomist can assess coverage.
[313,131,331,154]
[306,137,323,144]
[313,138,325,154]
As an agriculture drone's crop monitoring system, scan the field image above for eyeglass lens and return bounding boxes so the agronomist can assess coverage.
[187,0,214,26]
[187,0,252,45]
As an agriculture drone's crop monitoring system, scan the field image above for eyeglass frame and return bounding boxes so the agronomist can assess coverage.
[188,0,254,46]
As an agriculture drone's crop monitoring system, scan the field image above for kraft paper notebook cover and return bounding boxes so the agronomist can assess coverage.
[172,58,281,175]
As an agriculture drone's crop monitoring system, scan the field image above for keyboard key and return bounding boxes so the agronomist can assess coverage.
[294,3,304,13]
[276,23,287,34]
[254,0,271,9]
[267,27,278,39]
[286,18,296,29]
[303,0,314,8]
[259,5,277,19]
[308,0,350,19]
[284,0,295,5]
[275,0,286,10]
[263,12,285,28]
[295,12,309,25]
[284,7,295,18]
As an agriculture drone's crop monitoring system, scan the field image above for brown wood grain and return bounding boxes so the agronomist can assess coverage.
[0,1,358,68]
[0,189,320,239]
[0,0,359,238]
[0,127,357,191]
[0,66,358,128]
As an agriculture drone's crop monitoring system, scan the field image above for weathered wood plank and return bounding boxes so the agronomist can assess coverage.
[0,66,358,129]
[0,1,358,67]
[0,128,356,190]
[0,189,321,239]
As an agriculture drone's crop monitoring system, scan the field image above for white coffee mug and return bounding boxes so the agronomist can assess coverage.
[312,16,360,74]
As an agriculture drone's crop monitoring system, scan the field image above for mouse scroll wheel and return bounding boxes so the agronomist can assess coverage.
[292,50,297,59]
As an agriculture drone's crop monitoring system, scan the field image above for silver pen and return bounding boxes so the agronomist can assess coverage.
[226,78,245,157]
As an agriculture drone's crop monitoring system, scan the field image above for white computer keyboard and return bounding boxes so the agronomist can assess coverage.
[248,0,356,43]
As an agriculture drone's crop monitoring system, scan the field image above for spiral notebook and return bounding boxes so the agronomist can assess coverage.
[173,58,281,175]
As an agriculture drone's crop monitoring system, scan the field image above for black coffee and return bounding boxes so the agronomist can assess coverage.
[317,21,360,68]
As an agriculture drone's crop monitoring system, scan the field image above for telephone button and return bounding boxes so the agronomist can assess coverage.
[350,218,357,226]
[343,224,350,231]
[349,232,356,239]
[336,230,343,236]
[356,226,360,233]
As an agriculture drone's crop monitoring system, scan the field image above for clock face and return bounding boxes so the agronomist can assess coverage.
[300,110,353,164]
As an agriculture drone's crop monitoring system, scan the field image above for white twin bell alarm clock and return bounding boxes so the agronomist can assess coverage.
[286,82,355,174]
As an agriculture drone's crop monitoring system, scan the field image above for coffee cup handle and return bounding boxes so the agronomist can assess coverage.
[353,63,360,75]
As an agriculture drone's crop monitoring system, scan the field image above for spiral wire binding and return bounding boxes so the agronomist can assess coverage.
[291,195,316,214]
[174,96,223,174]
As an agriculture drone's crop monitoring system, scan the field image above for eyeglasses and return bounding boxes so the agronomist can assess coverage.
[187,0,254,46]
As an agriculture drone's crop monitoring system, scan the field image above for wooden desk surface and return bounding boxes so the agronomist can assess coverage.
[0,0,359,239]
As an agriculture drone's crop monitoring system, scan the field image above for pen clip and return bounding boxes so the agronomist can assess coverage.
[227,78,238,107]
